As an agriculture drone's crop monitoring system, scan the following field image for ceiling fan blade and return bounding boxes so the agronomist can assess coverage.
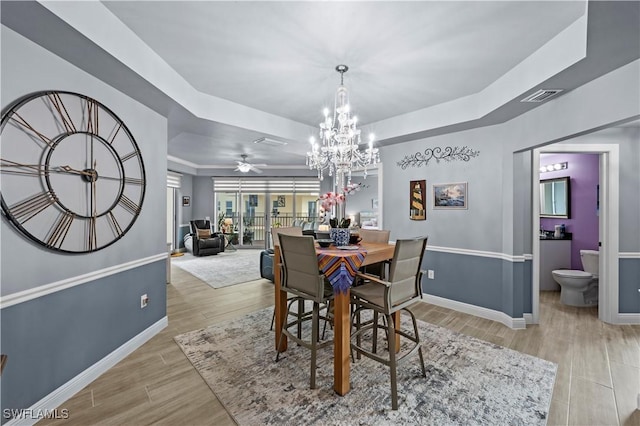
[250,166,263,174]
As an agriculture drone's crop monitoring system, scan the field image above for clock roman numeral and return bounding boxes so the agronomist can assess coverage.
[124,177,143,186]
[84,98,100,134]
[48,92,76,133]
[9,191,56,224]
[107,122,122,145]
[107,211,123,237]
[118,195,140,215]
[88,216,97,251]
[46,211,74,248]
[120,150,140,162]
[9,112,53,148]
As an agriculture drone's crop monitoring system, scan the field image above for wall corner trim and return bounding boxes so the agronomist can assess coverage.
[1,253,167,309]
[421,294,527,329]
[3,316,168,426]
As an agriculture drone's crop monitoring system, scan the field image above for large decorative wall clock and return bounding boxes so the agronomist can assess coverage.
[0,91,146,253]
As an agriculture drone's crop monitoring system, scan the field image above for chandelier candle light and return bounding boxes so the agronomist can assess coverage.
[306,65,380,184]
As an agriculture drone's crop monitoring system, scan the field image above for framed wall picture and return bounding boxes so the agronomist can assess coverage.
[409,180,426,220]
[182,196,191,207]
[277,195,286,207]
[248,194,258,207]
[433,182,468,209]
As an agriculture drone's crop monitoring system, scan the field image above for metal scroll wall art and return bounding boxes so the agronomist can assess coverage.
[397,146,480,169]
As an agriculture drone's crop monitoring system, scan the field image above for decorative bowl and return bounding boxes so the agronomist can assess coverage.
[315,231,331,240]
[317,239,333,248]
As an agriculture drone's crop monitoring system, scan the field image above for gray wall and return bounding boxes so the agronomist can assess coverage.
[380,60,640,318]
[1,26,168,416]
[193,176,215,221]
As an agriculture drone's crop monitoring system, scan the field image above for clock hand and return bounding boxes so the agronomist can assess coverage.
[58,165,95,177]
[0,159,92,177]
[0,159,45,175]
[2,160,129,185]
[89,160,97,250]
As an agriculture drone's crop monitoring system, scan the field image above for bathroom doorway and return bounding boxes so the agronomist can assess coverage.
[532,143,620,324]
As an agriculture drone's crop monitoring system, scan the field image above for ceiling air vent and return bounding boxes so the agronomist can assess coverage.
[520,89,563,103]
[253,137,288,146]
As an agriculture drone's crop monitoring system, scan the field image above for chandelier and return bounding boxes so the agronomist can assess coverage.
[306,65,379,183]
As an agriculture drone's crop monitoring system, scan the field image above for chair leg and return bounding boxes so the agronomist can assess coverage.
[275,318,287,362]
[270,308,275,331]
[386,313,398,410]
[321,300,333,340]
[409,309,427,377]
[355,309,362,359]
[310,302,319,389]
[371,311,379,354]
[297,299,304,339]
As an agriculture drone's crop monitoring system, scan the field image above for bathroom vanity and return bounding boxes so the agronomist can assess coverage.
[540,237,571,291]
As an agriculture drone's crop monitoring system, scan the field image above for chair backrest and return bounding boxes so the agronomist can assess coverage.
[271,226,303,247]
[190,220,211,233]
[278,234,325,301]
[387,237,428,307]
[358,229,391,244]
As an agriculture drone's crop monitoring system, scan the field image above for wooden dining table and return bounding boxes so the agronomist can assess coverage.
[273,241,395,395]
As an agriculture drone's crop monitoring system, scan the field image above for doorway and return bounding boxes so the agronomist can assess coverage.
[166,187,177,252]
[532,144,619,324]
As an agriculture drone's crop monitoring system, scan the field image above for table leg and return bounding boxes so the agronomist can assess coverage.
[274,246,287,352]
[333,289,351,395]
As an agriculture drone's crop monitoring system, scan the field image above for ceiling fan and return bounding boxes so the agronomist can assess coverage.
[234,154,266,174]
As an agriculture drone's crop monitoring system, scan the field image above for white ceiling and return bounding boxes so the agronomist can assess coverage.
[102,1,584,126]
[2,1,639,172]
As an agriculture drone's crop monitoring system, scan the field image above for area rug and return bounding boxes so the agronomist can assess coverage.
[174,308,556,425]
[171,249,263,288]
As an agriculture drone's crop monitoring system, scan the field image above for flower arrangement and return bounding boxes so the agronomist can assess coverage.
[318,191,345,211]
[317,182,366,228]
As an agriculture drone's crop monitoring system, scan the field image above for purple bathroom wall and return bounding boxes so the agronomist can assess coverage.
[540,153,600,269]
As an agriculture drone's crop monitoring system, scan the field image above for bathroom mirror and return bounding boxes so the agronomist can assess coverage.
[540,176,570,218]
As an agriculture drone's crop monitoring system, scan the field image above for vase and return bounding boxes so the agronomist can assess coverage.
[330,228,350,247]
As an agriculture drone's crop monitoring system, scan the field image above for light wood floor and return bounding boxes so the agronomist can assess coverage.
[42,267,640,425]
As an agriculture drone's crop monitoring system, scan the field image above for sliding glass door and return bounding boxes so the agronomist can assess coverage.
[240,192,266,247]
[213,178,320,249]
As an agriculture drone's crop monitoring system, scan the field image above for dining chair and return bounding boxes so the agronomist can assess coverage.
[275,234,334,389]
[357,229,391,278]
[270,227,306,333]
[350,236,428,410]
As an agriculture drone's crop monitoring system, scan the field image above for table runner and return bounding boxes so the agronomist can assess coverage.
[316,247,367,293]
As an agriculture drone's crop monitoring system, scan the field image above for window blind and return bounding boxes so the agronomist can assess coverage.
[167,171,182,188]
[213,177,320,193]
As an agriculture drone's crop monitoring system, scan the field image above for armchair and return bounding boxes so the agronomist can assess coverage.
[189,220,224,256]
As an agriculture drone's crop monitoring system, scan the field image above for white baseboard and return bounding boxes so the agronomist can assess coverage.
[422,294,527,330]
[5,317,168,426]
[516,311,637,325]
[523,313,534,324]
[618,313,640,324]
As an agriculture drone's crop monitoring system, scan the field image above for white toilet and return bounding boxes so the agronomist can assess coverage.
[551,250,599,307]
